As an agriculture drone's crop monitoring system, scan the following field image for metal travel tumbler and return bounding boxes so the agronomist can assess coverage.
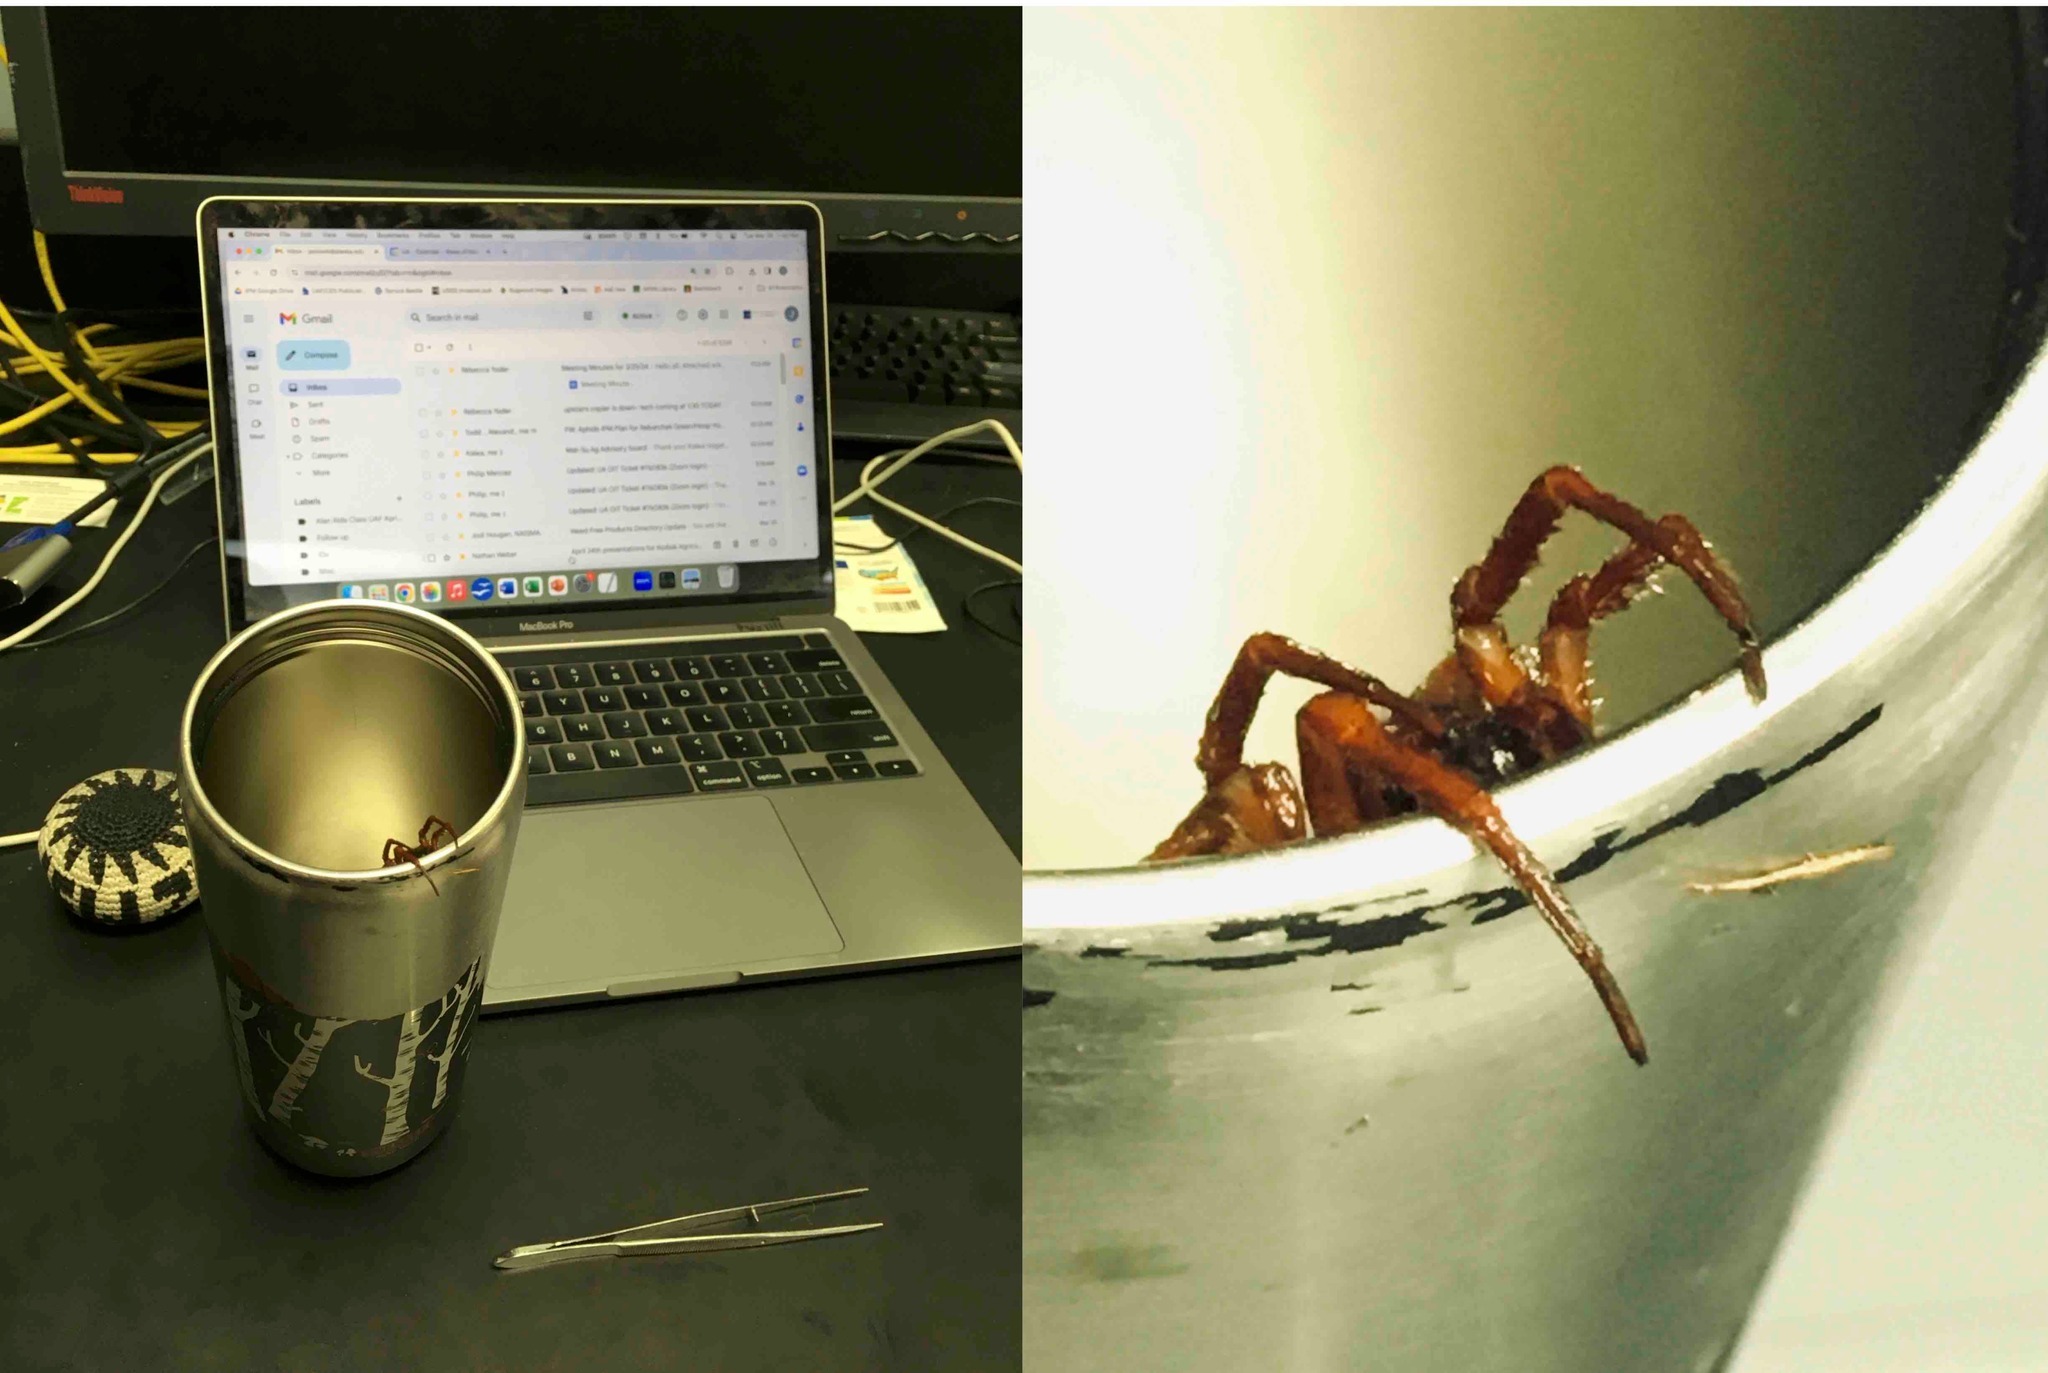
[178,599,525,1177]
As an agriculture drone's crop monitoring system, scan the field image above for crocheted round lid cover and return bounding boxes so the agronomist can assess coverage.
[38,768,197,927]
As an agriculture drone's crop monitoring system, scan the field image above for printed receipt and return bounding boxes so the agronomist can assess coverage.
[0,474,114,529]
[832,515,948,634]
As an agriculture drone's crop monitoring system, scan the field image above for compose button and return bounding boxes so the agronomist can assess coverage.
[276,339,352,370]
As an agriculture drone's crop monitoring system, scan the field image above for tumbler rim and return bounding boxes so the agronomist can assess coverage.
[178,597,526,885]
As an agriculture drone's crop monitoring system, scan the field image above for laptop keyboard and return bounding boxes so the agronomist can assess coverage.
[508,632,919,806]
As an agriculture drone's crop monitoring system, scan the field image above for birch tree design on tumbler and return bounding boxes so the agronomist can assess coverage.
[216,954,484,1161]
[350,960,480,1147]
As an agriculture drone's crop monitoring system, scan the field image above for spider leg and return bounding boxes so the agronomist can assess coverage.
[1295,699,1398,833]
[1194,632,1442,787]
[1149,762,1307,861]
[1450,466,1765,702]
[1297,691,1649,1064]
[1540,532,1670,731]
[418,815,458,852]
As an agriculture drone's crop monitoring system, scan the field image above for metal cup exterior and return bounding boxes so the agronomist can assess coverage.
[179,599,525,1178]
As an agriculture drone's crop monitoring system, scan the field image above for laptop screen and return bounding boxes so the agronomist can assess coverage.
[197,200,833,632]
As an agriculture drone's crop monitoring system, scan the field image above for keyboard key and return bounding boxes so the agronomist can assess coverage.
[802,632,833,649]
[807,695,879,724]
[526,718,563,746]
[624,685,664,710]
[726,703,769,730]
[709,654,750,677]
[704,680,745,706]
[747,651,789,675]
[528,765,694,806]
[781,673,821,699]
[983,384,1020,408]
[741,676,786,701]
[743,758,792,788]
[819,671,862,697]
[555,664,595,689]
[761,727,805,756]
[767,700,810,727]
[824,750,868,765]
[645,707,684,734]
[632,659,673,683]
[833,762,877,781]
[677,733,722,763]
[543,690,582,715]
[594,741,638,769]
[876,759,919,778]
[526,748,551,774]
[595,662,633,686]
[791,766,833,785]
[786,648,846,672]
[685,705,727,732]
[520,692,544,718]
[635,737,680,766]
[718,731,765,760]
[584,686,626,713]
[603,712,647,739]
[671,656,713,681]
[837,375,907,403]
[664,681,706,707]
[563,715,604,743]
[550,743,596,771]
[690,761,749,792]
[513,665,554,691]
[802,721,899,751]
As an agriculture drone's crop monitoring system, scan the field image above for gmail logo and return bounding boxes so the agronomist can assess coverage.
[278,312,297,325]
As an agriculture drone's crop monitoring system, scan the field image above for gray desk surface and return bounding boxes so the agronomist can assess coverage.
[0,455,1022,1372]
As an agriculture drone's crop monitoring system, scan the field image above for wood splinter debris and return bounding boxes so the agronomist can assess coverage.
[1685,843,1894,895]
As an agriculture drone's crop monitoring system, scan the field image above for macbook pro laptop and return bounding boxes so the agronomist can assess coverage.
[195,196,1019,1010]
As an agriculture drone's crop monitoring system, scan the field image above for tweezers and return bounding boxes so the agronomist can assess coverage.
[493,1187,882,1271]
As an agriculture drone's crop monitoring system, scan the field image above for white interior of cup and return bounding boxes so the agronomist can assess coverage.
[1022,9,2013,875]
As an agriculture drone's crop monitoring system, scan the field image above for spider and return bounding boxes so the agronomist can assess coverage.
[1149,466,1768,1065]
[383,815,459,896]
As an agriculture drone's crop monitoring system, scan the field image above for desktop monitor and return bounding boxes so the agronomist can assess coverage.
[1,7,1022,251]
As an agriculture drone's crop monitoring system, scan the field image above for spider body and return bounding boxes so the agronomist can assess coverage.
[1435,711,1548,790]
[382,815,459,895]
[1150,466,1768,1064]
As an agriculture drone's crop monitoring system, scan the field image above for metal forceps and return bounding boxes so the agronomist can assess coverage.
[493,1187,882,1271]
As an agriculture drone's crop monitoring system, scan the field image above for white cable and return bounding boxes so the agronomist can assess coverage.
[831,418,1022,576]
[0,442,209,654]
[0,829,36,850]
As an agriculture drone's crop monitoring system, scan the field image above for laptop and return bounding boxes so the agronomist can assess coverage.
[194,196,1019,1010]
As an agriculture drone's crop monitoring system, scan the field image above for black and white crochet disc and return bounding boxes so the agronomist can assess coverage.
[38,768,198,927]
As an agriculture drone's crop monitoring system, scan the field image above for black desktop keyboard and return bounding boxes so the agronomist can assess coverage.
[828,304,1021,448]
[509,632,919,806]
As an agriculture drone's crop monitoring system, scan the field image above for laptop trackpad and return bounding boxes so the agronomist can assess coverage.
[487,796,844,1001]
